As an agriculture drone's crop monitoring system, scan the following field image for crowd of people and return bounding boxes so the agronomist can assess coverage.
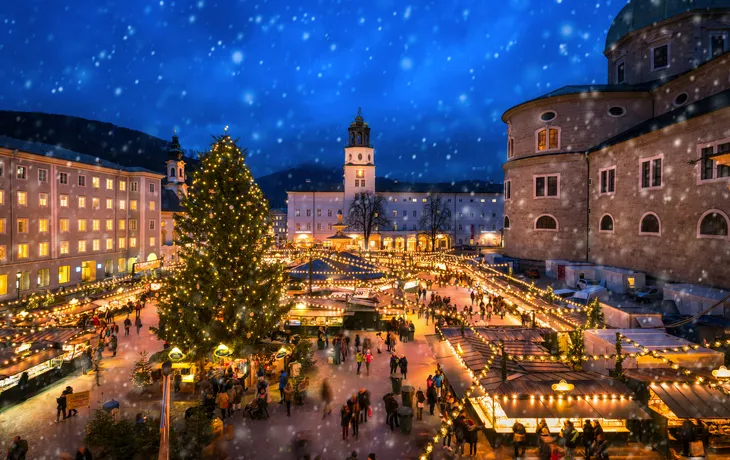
[512,418,609,460]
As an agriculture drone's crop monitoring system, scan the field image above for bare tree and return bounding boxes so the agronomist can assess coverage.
[419,194,450,251]
[346,192,392,249]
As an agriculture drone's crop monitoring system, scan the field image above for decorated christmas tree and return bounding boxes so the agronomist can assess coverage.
[153,133,288,362]
[585,297,605,329]
[132,351,153,388]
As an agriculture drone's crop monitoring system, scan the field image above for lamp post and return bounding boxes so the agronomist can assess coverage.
[158,360,173,460]
[15,272,21,299]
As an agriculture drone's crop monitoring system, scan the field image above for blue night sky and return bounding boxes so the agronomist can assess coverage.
[0,0,624,181]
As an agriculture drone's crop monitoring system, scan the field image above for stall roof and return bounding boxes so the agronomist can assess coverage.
[664,283,730,302]
[499,398,649,420]
[585,329,718,357]
[428,337,484,399]
[0,348,64,379]
[0,328,83,344]
[650,383,730,419]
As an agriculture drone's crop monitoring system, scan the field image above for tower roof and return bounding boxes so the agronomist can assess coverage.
[605,0,730,51]
[168,132,183,161]
[346,107,372,148]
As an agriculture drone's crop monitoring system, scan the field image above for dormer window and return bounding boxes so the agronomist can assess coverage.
[615,60,625,83]
[710,31,728,58]
[651,43,669,71]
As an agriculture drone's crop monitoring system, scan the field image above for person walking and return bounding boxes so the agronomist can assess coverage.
[433,372,443,400]
[284,381,294,416]
[513,420,527,459]
[561,420,579,460]
[123,315,131,336]
[64,386,78,417]
[333,338,342,365]
[426,384,437,416]
[582,420,595,460]
[364,349,373,376]
[6,436,29,460]
[341,404,351,440]
[278,370,288,403]
[354,334,361,351]
[110,335,118,357]
[383,393,399,431]
[467,419,479,456]
[256,379,270,419]
[376,333,382,354]
[399,355,408,380]
[215,389,229,421]
[56,391,67,422]
[389,354,399,375]
[321,378,333,418]
[415,387,425,421]
[350,397,361,440]
[134,316,142,335]
[358,388,371,423]
[356,350,364,375]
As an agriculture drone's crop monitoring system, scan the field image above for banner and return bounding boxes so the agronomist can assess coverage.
[66,390,90,410]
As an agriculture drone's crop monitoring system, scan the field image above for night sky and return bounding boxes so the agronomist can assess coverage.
[0,0,624,181]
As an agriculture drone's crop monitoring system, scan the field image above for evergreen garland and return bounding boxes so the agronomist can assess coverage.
[153,134,289,362]
[566,328,585,370]
[585,297,605,329]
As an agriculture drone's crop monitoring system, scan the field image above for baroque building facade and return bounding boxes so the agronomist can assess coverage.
[287,111,504,250]
[502,0,730,288]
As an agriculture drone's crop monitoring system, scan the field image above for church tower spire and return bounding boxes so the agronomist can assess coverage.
[347,107,372,148]
[165,131,187,197]
[343,108,375,203]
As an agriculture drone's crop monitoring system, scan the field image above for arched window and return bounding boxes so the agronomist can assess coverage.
[599,214,614,233]
[349,154,352,161]
[504,216,511,229]
[639,212,661,235]
[161,229,167,244]
[170,167,176,177]
[179,168,183,177]
[534,214,558,232]
[698,210,729,238]
[536,127,560,152]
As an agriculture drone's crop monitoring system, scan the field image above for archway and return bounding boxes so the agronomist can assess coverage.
[383,237,393,250]
[127,257,137,273]
[395,237,405,251]
[406,236,417,252]
[147,253,158,262]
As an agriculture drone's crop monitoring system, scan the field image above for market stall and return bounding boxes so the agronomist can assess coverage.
[0,345,65,394]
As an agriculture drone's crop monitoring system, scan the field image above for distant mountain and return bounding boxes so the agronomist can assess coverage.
[0,110,177,173]
[256,163,342,209]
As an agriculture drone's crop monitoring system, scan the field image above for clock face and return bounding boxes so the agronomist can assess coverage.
[358,153,363,161]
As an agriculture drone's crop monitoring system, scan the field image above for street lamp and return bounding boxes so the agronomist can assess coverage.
[15,272,21,299]
[158,360,173,460]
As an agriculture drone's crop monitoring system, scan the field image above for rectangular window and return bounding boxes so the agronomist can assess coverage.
[393,210,398,217]
[295,223,301,231]
[149,201,155,211]
[105,219,113,231]
[58,172,68,184]
[616,60,625,84]
[504,180,511,200]
[60,195,68,207]
[131,182,138,192]
[508,138,514,158]
[361,180,365,187]
[59,266,71,284]
[78,175,86,187]
[306,209,311,217]
[59,219,69,232]
[60,241,69,255]
[599,167,616,194]
[78,196,86,208]
[0,274,6,295]
[118,237,126,249]
[39,242,49,257]
[92,239,100,251]
[119,180,126,191]
[0,219,5,234]
[316,222,322,231]
[17,243,29,259]
[19,272,30,290]
[149,220,155,230]
[699,142,730,182]
[534,174,560,198]
[104,259,113,275]
[106,238,114,250]
[702,146,716,180]
[78,240,87,253]
[78,219,87,232]
[17,191,27,206]
[119,200,126,210]
[0,246,6,260]
[316,209,322,217]
[0,162,3,177]
[92,219,100,231]
[106,198,113,209]
[0,190,4,206]
[92,197,99,209]
[38,169,48,183]
[327,223,333,231]
[652,43,669,70]
[106,178,114,190]
[130,220,137,230]
[150,237,156,246]
[117,258,125,272]
[327,209,333,217]
[640,156,663,189]
[92,177,100,188]
[17,218,28,233]
[130,200,137,210]
[710,32,728,58]
[458,224,463,231]
[39,193,48,207]
[16,166,26,179]
[149,183,155,193]
[39,218,49,233]
[117,219,124,230]
[295,209,300,217]
[356,169,365,178]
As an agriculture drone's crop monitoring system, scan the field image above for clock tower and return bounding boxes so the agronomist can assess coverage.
[343,108,375,203]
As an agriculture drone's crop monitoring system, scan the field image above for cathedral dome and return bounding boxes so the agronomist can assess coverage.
[605,0,730,51]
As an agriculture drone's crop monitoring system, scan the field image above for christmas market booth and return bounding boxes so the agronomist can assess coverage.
[286,298,346,334]
[434,327,650,446]
[287,251,384,285]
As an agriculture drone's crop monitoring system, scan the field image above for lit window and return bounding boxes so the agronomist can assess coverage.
[699,143,730,182]
[16,166,26,179]
[356,169,365,178]
[37,268,50,287]
[60,195,69,207]
[17,191,27,206]
[118,237,126,249]
[92,177,100,188]
[17,243,29,259]
[149,201,156,211]
[119,180,126,191]
[118,219,125,231]
[78,196,86,208]
[58,172,68,184]
[0,219,5,234]
[106,198,113,209]
[106,219,114,231]
[78,219,87,232]
[106,238,114,250]
[92,198,100,209]
[60,241,69,255]
[534,174,559,198]
[117,258,125,272]
[130,237,137,248]
[0,275,6,295]
[106,178,114,190]
[130,200,138,210]
[0,246,5,260]
[0,190,4,205]
[92,239,100,251]
[130,220,137,230]
[39,193,48,207]
[19,272,30,290]
[119,200,126,210]
[92,219,100,231]
[17,218,28,233]
[39,219,49,233]
[59,266,71,284]
[640,156,663,189]
[78,175,86,187]
[38,169,48,183]
[536,127,560,151]
[78,240,87,253]
[39,242,49,257]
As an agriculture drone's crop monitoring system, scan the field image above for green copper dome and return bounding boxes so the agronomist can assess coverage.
[605,0,730,51]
